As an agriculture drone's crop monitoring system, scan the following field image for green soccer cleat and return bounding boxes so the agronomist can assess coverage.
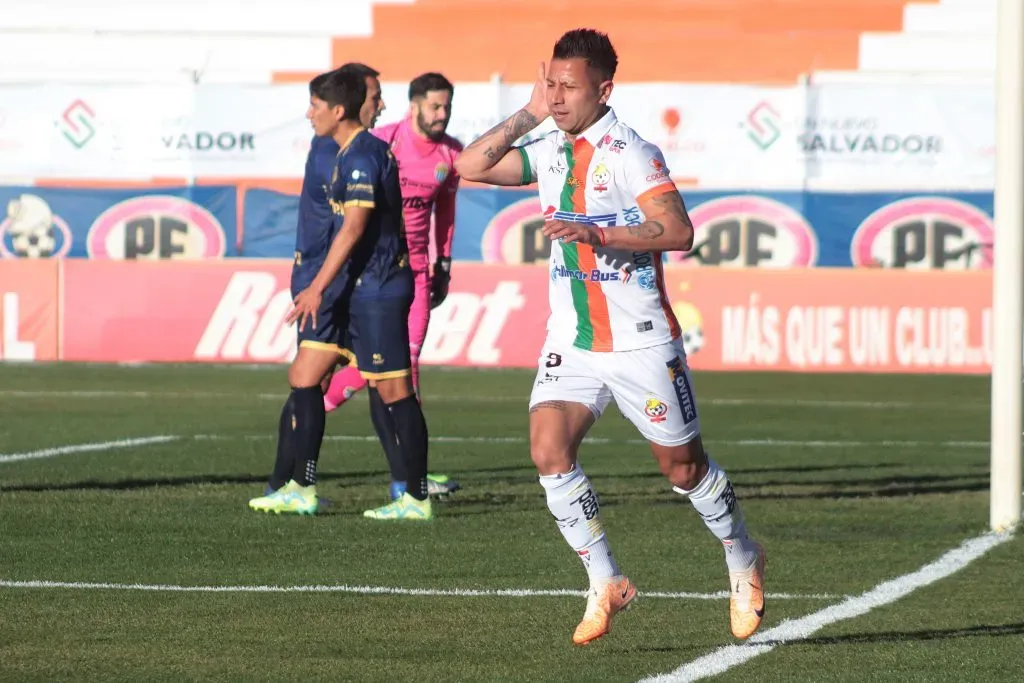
[248,480,318,515]
[363,492,433,521]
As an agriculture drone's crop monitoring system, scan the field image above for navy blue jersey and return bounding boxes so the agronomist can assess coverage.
[292,135,342,294]
[329,129,411,298]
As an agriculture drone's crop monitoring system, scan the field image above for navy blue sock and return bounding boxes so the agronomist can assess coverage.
[289,386,326,487]
[387,394,429,501]
[269,394,295,491]
[369,386,406,482]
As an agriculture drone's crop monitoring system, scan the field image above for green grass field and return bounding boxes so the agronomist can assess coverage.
[1,364,1021,682]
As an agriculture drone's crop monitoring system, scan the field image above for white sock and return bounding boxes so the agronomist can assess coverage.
[674,456,759,573]
[539,465,621,586]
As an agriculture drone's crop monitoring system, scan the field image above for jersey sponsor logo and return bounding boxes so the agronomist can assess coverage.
[0,194,72,259]
[665,356,698,424]
[669,195,817,268]
[600,135,626,153]
[850,197,993,270]
[545,209,618,227]
[550,265,622,283]
[623,206,643,227]
[87,195,225,260]
[401,176,435,190]
[591,163,611,192]
[402,196,431,210]
[646,157,670,183]
[626,251,657,291]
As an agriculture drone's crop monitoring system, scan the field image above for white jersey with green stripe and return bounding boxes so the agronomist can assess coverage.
[516,108,682,353]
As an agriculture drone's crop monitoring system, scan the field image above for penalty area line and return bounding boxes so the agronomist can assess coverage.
[0,436,179,464]
[638,529,1014,683]
[0,579,841,601]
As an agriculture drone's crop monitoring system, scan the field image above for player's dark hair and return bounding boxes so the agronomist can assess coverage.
[309,70,366,122]
[552,28,618,81]
[408,72,454,101]
[338,62,380,80]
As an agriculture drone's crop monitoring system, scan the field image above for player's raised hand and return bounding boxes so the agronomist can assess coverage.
[526,62,550,121]
[287,287,321,332]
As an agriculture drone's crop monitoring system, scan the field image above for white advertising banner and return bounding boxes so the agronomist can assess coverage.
[0,80,995,190]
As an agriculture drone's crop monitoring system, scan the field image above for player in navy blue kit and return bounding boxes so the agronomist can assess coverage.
[248,68,434,520]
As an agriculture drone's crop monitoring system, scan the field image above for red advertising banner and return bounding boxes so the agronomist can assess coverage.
[0,260,59,361]
[60,260,550,366]
[48,260,997,374]
[662,269,991,374]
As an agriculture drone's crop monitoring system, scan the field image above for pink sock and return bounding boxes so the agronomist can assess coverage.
[324,366,366,412]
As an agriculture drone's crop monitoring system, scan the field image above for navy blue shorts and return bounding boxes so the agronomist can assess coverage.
[343,294,413,380]
[295,292,350,357]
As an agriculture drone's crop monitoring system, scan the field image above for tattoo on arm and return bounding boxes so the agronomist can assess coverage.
[650,191,692,228]
[466,109,540,159]
[628,220,666,240]
[529,400,570,413]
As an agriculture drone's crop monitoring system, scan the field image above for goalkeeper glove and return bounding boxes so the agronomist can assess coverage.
[430,257,452,309]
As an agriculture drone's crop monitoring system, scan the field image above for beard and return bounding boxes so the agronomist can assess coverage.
[417,112,448,141]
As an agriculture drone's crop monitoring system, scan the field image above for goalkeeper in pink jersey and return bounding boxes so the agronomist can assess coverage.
[324,72,463,500]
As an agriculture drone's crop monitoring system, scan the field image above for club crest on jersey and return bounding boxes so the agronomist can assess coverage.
[434,162,449,183]
[592,163,611,192]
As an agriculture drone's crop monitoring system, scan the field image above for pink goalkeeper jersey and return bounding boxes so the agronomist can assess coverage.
[373,119,462,273]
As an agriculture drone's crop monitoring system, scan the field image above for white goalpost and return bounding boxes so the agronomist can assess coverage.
[991,0,1023,532]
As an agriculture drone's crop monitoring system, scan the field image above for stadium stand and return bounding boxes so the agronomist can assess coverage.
[0,0,995,85]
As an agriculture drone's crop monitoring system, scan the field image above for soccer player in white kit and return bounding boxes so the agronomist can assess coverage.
[455,29,766,645]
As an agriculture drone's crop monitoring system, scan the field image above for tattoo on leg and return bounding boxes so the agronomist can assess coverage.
[530,400,570,413]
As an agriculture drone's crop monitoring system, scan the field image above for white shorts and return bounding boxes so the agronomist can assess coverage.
[528,337,701,447]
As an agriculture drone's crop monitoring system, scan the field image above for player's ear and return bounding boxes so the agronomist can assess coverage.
[333,104,346,123]
[597,80,614,105]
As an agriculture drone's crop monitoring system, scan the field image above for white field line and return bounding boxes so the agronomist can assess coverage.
[190,434,989,449]
[0,389,986,410]
[0,436,179,464]
[0,579,839,601]
[638,530,1015,683]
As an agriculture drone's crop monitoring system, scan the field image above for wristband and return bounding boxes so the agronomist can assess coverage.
[596,228,607,247]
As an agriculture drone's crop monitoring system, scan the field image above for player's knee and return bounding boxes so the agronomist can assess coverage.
[530,438,577,476]
[375,375,414,404]
[651,438,708,490]
[288,364,327,390]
